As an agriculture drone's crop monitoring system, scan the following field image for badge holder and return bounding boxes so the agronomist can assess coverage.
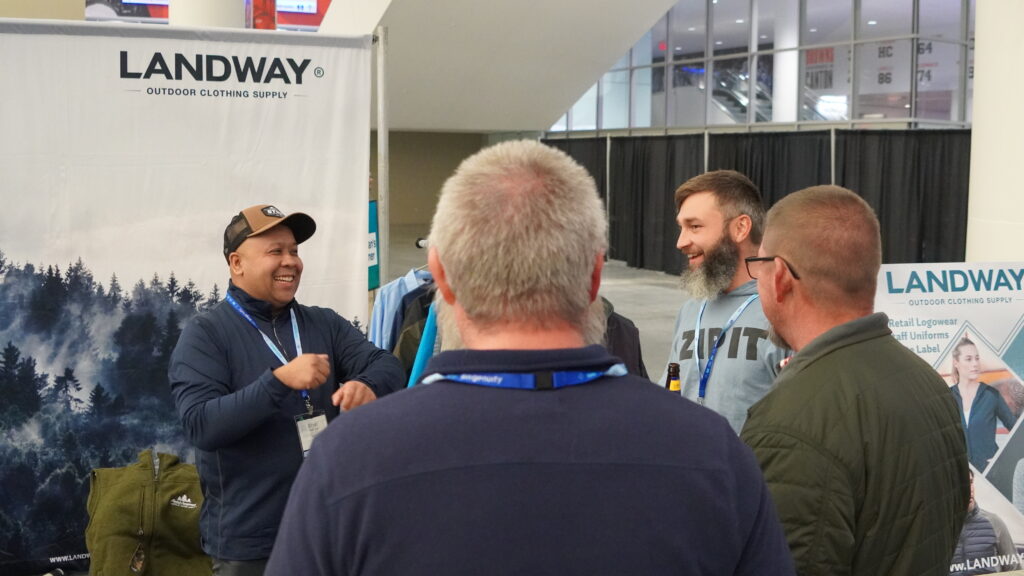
[294,409,327,458]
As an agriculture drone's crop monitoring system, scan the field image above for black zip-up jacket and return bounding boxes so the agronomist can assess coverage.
[169,282,404,561]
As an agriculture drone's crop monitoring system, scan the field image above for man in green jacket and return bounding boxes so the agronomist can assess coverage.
[740,185,969,576]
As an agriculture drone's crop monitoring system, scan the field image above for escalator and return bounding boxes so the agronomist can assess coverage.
[710,69,829,123]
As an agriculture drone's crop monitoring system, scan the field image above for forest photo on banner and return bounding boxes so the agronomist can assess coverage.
[0,21,371,575]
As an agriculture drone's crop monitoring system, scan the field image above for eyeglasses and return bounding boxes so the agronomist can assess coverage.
[745,256,801,280]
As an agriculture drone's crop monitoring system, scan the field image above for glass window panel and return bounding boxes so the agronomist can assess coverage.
[915,41,963,121]
[569,83,598,131]
[754,50,800,122]
[801,45,851,121]
[855,40,911,120]
[632,66,667,128]
[712,0,753,54]
[669,0,707,61]
[860,0,912,40]
[709,57,750,124]
[634,13,669,67]
[669,62,706,127]
[919,0,962,40]
[601,70,630,130]
[550,113,567,132]
[805,0,850,44]
[757,0,799,50]
[611,52,630,71]
[713,0,749,54]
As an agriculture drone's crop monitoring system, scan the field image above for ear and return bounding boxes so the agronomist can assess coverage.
[589,252,604,302]
[228,252,243,276]
[771,257,794,303]
[428,247,457,305]
[730,214,752,244]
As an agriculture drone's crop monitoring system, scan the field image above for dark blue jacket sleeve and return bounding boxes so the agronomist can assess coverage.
[169,317,292,451]
[327,309,405,397]
[996,389,1017,430]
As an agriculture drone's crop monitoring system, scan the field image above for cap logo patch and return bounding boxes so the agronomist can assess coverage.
[262,206,285,218]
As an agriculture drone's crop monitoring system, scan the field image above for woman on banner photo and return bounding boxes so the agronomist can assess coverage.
[950,335,1019,472]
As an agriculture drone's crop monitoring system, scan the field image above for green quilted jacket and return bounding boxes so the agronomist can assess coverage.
[741,313,969,576]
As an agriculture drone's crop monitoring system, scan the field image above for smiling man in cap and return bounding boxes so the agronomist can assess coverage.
[169,204,404,576]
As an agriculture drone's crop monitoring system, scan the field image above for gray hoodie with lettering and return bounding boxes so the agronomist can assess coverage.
[659,280,790,433]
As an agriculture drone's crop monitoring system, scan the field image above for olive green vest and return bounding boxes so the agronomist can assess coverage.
[86,450,211,575]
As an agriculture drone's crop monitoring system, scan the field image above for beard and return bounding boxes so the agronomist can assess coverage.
[436,297,463,351]
[679,233,741,300]
[767,323,791,350]
[582,297,609,346]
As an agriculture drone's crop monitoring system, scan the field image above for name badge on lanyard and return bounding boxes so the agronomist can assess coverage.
[225,293,328,458]
[692,294,758,405]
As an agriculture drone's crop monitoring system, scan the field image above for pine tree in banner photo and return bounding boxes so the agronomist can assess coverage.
[178,279,203,312]
[0,342,42,428]
[88,382,111,420]
[202,283,221,312]
[49,368,83,413]
[105,274,123,311]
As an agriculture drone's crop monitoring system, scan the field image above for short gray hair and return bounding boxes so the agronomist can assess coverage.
[428,140,608,331]
[765,185,881,306]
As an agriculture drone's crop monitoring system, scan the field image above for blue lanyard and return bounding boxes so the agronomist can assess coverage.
[693,294,758,403]
[421,363,628,390]
[225,293,311,410]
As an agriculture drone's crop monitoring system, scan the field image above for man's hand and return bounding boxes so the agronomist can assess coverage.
[332,380,377,411]
[273,354,330,391]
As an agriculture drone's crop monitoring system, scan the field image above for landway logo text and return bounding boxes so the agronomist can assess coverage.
[120,51,315,84]
[170,494,197,510]
[950,551,1024,572]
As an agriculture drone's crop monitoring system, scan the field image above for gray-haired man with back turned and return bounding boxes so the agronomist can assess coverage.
[267,141,795,576]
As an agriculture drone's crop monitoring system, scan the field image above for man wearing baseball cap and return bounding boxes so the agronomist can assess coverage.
[169,204,404,576]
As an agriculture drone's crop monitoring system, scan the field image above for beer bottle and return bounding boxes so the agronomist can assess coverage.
[667,362,681,392]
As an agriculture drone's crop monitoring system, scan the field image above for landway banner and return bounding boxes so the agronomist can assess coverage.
[876,262,1024,575]
[0,21,370,575]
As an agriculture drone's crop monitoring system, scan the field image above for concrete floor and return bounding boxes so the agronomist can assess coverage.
[385,224,683,381]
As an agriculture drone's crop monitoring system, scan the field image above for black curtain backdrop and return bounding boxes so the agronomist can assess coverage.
[608,135,703,274]
[542,137,607,202]
[836,129,971,263]
[547,129,969,273]
[708,131,832,207]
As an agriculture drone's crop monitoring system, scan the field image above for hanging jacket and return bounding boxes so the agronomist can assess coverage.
[86,450,211,575]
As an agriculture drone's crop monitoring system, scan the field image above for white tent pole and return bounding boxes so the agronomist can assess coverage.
[376,25,390,282]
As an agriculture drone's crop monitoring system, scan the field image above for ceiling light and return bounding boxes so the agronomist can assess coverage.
[867,20,877,25]
[715,41,723,45]
[810,28,817,32]
[675,46,683,50]
[688,27,696,31]
[736,19,744,24]
[760,34,767,39]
